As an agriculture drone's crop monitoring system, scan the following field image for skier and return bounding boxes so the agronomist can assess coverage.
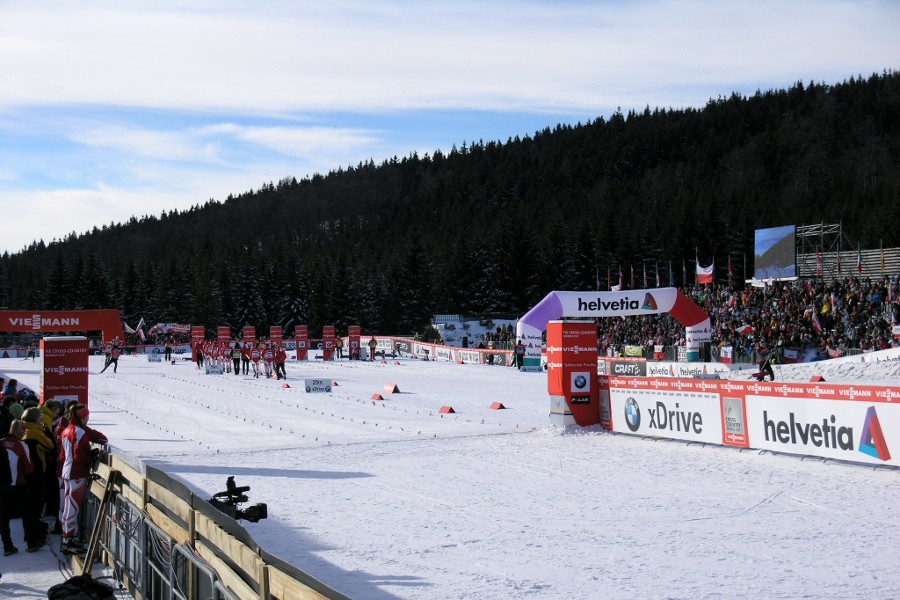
[262,343,275,378]
[194,339,204,369]
[250,343,262,378]
[231,343,242,376]
[241,342,252,375]
[99,345,120,373]
[274,343,287,380]
[753,354,777,381]
[220,343,231,374]
[368,336,378,361]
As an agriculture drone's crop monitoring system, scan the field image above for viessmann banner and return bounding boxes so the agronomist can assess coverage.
[0,309,124,342]
[601,377,899,467]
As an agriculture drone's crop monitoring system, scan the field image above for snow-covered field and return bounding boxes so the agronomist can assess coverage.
[2,350,899,599]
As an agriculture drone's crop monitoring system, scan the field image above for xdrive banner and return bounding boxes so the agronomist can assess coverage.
[601,376,898,467]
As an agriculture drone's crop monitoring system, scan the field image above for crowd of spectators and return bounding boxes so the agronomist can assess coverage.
[0,376,107,558]
[596,275,899,362]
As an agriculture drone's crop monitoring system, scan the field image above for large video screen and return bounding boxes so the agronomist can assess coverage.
[754,225,797,280]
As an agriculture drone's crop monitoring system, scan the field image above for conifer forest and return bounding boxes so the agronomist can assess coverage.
[1,72,898,336]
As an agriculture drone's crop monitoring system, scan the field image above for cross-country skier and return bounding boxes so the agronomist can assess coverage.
[274,343,287,379]
[231,343,242,375]
[241,342,251,375]
[262,343,275,378]
[250,343,262,378]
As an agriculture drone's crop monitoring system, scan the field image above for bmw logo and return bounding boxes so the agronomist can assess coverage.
[573,375,587,389]
[624,397,641,432]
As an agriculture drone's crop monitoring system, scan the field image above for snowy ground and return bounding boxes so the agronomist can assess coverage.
[1,350,899,599]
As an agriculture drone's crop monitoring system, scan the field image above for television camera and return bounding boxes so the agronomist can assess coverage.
[208,476,268,523]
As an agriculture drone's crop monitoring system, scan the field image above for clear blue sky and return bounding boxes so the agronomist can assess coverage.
[1,0,897,255]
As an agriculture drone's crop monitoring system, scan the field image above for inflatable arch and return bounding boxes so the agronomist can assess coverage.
[515,288,711,370]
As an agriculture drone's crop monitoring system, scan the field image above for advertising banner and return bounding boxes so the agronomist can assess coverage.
[599,376,900,466]
[0,309,124,342]
[643,361,735,379]
[322,325,336,361]
[517,288,710,369]
[304,378,332,393]
[746,394,896,465]
[269,326,282,343]
[40,336,90,408]
[721,395,749,447]
[606,384,723,444]
[217,326,231,343]
[608,359,648,377]
[295,325,308,361]
[348,325,361,360]
[546,321,599,426]
[242,326,256,342]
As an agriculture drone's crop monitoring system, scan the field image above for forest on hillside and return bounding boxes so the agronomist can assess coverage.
[1,71,898,336]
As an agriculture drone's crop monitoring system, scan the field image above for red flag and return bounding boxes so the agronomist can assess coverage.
[619,268,624,289]
[857,244,863,274]
[816,251,822,277]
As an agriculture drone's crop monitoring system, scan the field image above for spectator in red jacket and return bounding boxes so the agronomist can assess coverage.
[58,404,106,555]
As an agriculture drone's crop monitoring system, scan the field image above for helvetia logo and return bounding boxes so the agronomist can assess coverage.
[624,397,641,432]
[641,293,658,311]
[859,406,891,461]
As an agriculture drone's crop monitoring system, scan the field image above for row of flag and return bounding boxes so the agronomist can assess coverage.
[597,243,890,291]
[817,243,874,276]
[594,257,729,290]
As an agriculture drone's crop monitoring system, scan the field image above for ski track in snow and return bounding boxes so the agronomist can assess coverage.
[2,352,899,599]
